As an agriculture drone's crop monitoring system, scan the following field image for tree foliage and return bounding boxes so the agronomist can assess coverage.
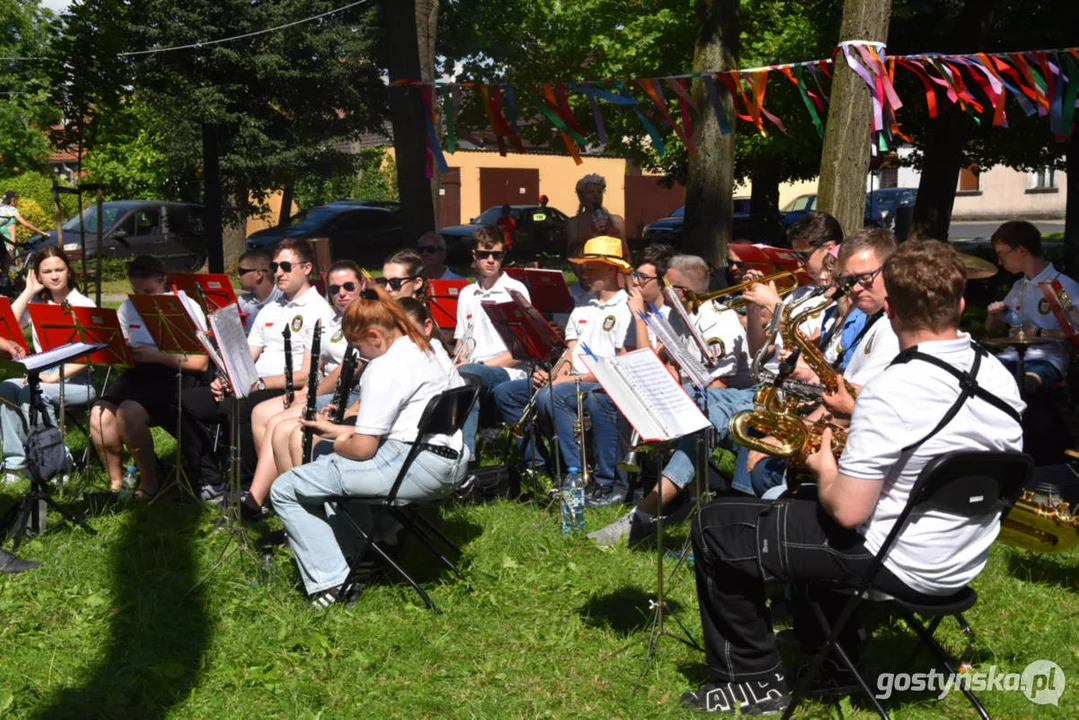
[0,0,59,175]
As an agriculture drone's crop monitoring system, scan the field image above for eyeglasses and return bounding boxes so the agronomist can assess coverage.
[995,246,1018,259]
[270,260,308,274]
[790,251,810,263]
[329,282,357,295]
[837,266,883,289]
[417,245,443,254]
[236,267,263,276]
[474,250,505,261]
[727,259,744,269]
[375,275,417,291]
[632,270,657,283]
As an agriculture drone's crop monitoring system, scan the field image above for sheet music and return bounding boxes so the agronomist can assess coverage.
[583,347,710,443]
[639,306,711,390]
[16,342,106,373]
[209,304,258,398]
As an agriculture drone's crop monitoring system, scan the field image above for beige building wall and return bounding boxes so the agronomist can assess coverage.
[246,190,300,237]
[952,165,1067,219]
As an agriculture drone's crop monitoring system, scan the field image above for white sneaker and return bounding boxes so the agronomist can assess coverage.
[587,510,634,546]
[2,468,24,486]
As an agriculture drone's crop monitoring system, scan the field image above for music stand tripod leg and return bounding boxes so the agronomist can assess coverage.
[152,355,197,504]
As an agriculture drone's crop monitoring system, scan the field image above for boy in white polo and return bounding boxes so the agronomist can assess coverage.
[454,225,531,461]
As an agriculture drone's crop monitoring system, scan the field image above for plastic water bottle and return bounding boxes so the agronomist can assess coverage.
[561,467,586,535]
[122,465,138,490]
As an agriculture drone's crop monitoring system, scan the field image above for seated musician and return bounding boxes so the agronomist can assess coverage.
[270,287,468,608]
[453,226,531,464]
[236,248,282,335]
[86,256,209,497]
[417,232,464,281]
[588,253,750,544]
[0,247,96,481]
[986,219,1079,394]
[680,239,1025,716]
[378,250,428,301]
[626,244,676,351]
[180,238,333,502]
[242,261,364,519]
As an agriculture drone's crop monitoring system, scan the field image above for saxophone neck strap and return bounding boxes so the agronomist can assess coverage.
[889,341,1021,453]
[831,309,884,369]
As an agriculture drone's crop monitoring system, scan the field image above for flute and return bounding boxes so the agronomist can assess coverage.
[300,319,322,463]
[282,324,294,408]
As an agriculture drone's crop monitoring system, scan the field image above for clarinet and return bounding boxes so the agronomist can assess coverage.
[300,319,322,463]
[330,346,361,423]
[282,324,294,408]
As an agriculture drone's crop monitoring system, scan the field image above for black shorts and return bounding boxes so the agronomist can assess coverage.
[99,364,202,433]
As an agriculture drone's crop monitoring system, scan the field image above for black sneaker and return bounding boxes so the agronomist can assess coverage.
[680,673,790,715]
[584,484,628,508]
[239,491,266,523]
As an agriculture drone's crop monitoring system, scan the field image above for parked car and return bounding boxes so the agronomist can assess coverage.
[782,187,918,229]
[246,200,403,265]
[439,205,569,262]
[27,201,208,271]
[641,198,755,244]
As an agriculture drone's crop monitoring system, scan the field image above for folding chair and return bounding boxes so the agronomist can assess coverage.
[327,384,479,614]
[784,451,1033,720]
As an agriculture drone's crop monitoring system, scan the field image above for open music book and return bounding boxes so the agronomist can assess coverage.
[209,304,258,398]
[581,346,710,443]
[1,342,107,374]
[639,305,711,391]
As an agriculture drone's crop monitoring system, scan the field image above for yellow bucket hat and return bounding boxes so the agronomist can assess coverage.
[568,235,632,273]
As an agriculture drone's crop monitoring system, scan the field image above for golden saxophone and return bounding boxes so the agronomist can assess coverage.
[998,487,1079,554]
[511,347,572,438]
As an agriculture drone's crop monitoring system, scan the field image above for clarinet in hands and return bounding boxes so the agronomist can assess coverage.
[300,319,322,463]
[282,324,294,408]
[330,346,361,423]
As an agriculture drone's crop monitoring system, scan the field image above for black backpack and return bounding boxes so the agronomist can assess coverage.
[25,418,69,485]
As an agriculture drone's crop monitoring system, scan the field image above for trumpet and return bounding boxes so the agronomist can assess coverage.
[685,270,805,313]
[617,428,641,474]
[573,376,591,485]
[511,348,572,438]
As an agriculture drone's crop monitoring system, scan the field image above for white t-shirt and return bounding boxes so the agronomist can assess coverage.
[437,266,465,281]
[117,290,208,351]
[353,336,465,450]
[843,313,899,386]
[840,334,1025,595]
[238,286,283,335]
[248,285,334,378]
[454,273,531,380]
[694,301,752,388]
[318,313,348,377]
[565,290,633,374]
[998,263,1079,375]
[24,288,97,353]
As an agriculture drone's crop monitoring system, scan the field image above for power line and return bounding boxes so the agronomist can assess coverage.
[118,0,375,57]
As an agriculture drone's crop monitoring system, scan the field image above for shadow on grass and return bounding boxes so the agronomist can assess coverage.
[579,586,688,637]
[35,500,212,719]
[1005,550,1079,592]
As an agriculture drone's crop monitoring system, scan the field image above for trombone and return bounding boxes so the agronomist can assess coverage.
[685,270,805,313]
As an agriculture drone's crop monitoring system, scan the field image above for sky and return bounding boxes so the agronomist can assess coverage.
[40,0,72,13]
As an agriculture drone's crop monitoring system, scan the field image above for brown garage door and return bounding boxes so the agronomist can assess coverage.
[624,175,685,239]
[479,168,540,215]
[439,167,461,227]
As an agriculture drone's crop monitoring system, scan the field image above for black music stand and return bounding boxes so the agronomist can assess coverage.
[0,343,105,550]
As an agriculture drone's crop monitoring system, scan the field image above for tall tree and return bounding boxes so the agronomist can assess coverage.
[816,0,892,236]
[0,0,60,176]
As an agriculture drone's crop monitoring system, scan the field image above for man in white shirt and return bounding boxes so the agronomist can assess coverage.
[418,231,464,281]
[181,237,334,500]
[236,248,283,335]
[453,226,530,461]
[680,239,1025,716]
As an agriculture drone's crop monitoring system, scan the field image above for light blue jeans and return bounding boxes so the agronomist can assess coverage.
[661,385,757,489]
[0,375,97,469]
[270,439,468,595]
[457,363,512,458]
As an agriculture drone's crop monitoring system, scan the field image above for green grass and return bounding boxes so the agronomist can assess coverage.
[0,449,1076,719]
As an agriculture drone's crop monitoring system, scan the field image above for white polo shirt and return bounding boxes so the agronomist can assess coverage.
[25,288,97,353]
[998,263,1079,376]
[318,313,348,377]
[565,290,633,374]
[117,291,208,351]
[454,272,531,380]
[353,336,466,451]
[840,334,1024,595]
[695,301,752,388]
[843,313,899,386]
[248,285,334,378]
[239,286,283,335]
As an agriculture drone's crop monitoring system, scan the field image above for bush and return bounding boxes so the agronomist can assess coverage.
[14,197,51,237]
[0,171,80,221]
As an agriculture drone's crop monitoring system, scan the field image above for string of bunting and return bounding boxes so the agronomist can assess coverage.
[394,44,1078,174]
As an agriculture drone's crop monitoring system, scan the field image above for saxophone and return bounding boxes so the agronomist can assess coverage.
[998,487,1079,554]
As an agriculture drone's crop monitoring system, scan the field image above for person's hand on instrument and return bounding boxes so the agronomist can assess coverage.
[821,380,855,417]
[743,279,781,310]
[210,375,231,402]
[805,426,837,480]
[300,416,351,439]
[532,367,549,389]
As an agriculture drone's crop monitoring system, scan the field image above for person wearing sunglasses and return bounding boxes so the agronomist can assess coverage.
[416,232,463,281]
[270,286,469,607]
[236,248,282,335]
[454,226,531,464]
[379,249,427,301]
[242,260,365,519]
[179,237,335,503]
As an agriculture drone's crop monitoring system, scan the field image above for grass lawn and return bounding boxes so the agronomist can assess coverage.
[0,431,1076,719]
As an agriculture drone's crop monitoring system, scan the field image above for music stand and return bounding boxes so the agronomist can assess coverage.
[127,293,207,500]
[504,267,574,314]
[427,279,470,331]
[169,273,240,314]
[0,298,30,356]
[0,343,105,550]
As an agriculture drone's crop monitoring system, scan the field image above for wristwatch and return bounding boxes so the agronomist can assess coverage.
[256,378,267,391]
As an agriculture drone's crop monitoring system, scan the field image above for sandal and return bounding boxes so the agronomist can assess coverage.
[134,484,159,501]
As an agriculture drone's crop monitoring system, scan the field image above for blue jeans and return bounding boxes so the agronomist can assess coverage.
[661,385,757,490]
[492,378,551,468]
[582,389,624,490]
[0,376,97,469]
[997,357,1062,389]
[270,439,468,595]
[731,445,788,497]
[457,363,512,458]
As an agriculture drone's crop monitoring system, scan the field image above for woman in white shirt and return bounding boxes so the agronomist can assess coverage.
[270,286,468,607]
[0,247,97,476]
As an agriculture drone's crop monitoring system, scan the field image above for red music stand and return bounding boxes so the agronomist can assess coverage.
[729,243,811,286]
[28,305,132,368]
[481,290,566,363]
[428,279,471,330]
[504,268,574,313]
[0,297,30,355]
[169,273,240,313]
[126,294,206,355]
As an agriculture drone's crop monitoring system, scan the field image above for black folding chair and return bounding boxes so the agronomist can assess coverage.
[327,384,479,614]
[784,451,1033,720]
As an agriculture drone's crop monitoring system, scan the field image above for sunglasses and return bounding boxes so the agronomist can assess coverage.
[417,245,443,254]
[375,275,418,291]
[474,250,505,261]
[790,251,810,263]
[270,260,308,274]
[727,259,744,268]
[236,267,263,276]
[837,266,883,289]
[632,270,657,283]
[329,282,357,295]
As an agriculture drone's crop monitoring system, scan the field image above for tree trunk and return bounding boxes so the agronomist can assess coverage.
[416,0,440,228]
[749,155,782,246]
[910,0,1001,242]
[1065,141,1079,277]
[684,0,738,268]
[817,0,891,236]
[381,0,437,246]
[278,180,295,227]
